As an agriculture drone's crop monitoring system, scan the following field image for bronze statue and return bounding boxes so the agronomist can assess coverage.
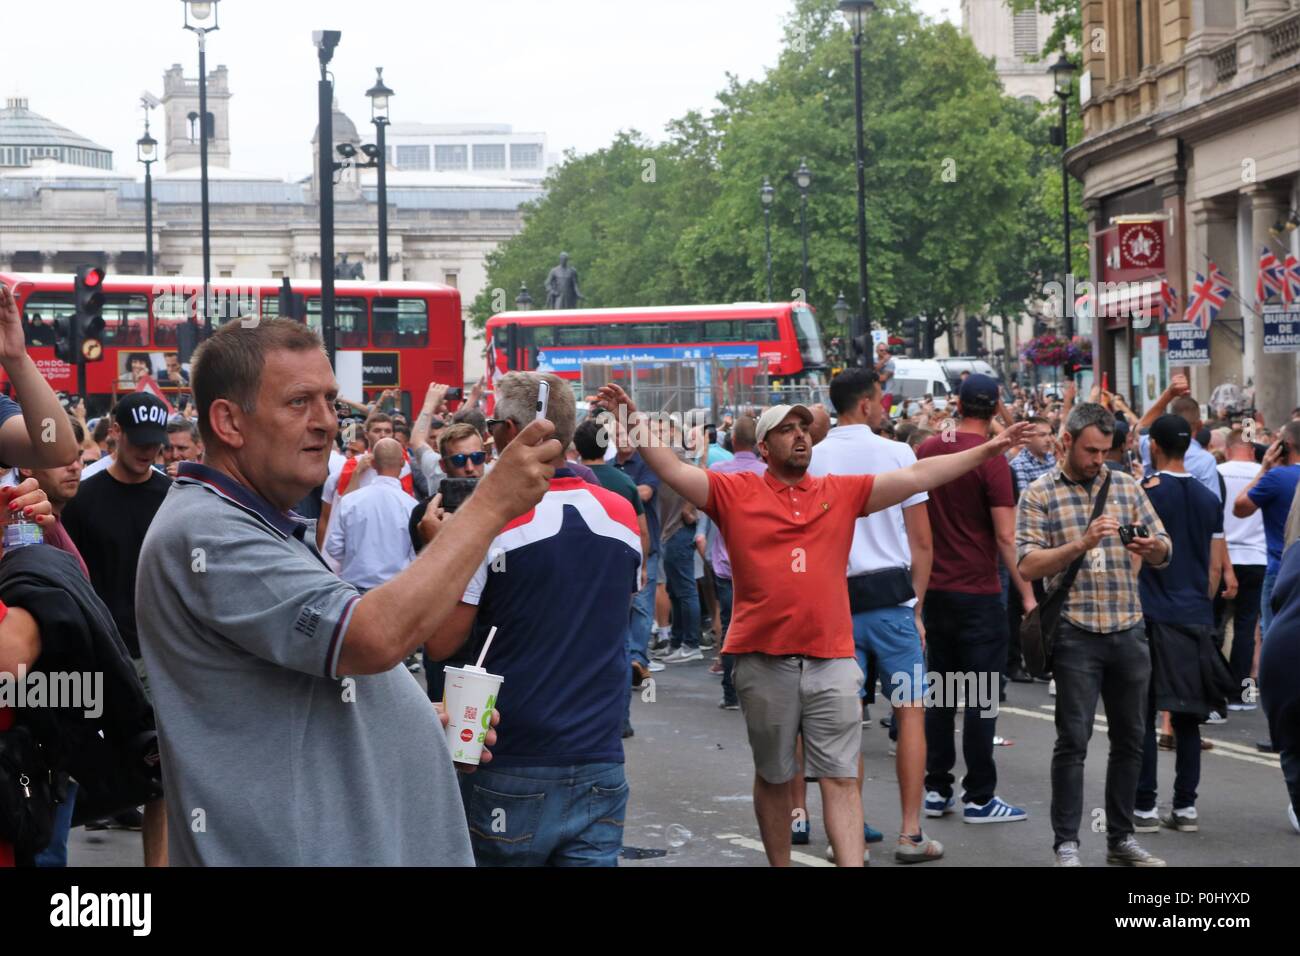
[545,252,584,310]
[335,253,364,280]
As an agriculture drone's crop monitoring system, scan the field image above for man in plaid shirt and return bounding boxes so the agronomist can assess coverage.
[1016,403,1172,868]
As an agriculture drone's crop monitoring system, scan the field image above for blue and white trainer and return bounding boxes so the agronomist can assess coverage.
[924,791,956,817]
[963,796,1028,824]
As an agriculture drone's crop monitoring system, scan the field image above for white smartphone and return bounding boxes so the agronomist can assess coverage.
[535,380,550,421]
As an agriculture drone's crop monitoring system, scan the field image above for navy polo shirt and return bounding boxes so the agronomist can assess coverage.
[613,451,660,555]
[1139,472,1224,626]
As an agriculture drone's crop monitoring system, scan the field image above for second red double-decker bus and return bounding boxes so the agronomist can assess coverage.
[485,301,827,390]
[0,273,463,418]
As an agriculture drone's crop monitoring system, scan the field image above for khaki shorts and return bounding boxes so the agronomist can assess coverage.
[732,654,863,784]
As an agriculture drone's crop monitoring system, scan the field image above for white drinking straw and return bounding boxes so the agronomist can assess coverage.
[475,626,498,669]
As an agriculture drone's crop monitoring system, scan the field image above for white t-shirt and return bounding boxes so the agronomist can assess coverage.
[808,423,927,606]
[1218,460,1267,566]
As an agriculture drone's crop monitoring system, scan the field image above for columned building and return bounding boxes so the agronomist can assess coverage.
[0,69,546,382]
[1068,0,1300,427]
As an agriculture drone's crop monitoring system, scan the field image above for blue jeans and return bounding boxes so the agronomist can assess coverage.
[628,552,658,668]
[34,779,78,867]
[459,762,628,866]
[1262,570,1278,637]
[715,576,736,705]
[663,527,701,650]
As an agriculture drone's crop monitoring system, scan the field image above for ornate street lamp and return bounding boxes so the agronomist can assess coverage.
[760,178,775,302]
[182,0,220,335]
[839,0,876,363]
[366,68,395,281]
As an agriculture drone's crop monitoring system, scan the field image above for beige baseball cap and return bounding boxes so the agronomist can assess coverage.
[755,404,814,444]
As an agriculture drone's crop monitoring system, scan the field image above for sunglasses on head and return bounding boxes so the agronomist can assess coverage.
[444,451,486,467]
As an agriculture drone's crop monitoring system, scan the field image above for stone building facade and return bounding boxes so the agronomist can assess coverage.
[0,68,545,381]
[1068,0,1300,427]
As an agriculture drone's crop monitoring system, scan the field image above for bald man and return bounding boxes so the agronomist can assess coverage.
[324,437,419,591]
[810,404,833,446]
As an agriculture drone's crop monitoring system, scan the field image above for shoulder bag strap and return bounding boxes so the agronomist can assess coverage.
[1055,470,1111,595]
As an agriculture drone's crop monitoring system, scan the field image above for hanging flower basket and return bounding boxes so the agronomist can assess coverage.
[1020,334,1091,368]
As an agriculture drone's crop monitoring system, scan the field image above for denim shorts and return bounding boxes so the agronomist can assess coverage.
[852,605,925,703]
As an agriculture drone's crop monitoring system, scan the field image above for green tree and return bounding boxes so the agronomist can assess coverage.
[473,0,1057,346]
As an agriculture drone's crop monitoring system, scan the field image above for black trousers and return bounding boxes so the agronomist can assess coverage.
[1050,621,1150,849]
[923,590,1006,806]
[1214,563,1266,694]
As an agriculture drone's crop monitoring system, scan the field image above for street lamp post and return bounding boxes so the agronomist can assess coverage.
[515,283,533,311]
[840,0,875,364]
[760,178,775,301]
[1050,51,1077,340]
[314,29,341,368]
[366,68,394,281]
[136,109,158,276]
[182,0,219,335]
[794,159,812,297]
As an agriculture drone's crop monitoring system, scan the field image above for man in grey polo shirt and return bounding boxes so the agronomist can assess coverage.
[136,318,559,865]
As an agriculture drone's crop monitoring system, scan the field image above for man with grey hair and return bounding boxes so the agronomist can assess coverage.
[1017,402,1172,868]
[423,372,641,866]
[136,319,560,865]
[163,416,203,478]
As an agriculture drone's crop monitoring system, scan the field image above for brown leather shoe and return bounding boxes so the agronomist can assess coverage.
[631,661,650,685]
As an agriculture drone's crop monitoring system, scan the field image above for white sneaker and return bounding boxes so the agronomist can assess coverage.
[1206,710,1227,724]
[1288,803,1298,835]
[1133,807,1159,833]
[1048,679,1056,697]
[1227,702,1257,712]
[647,660,666,673]
[662,647,703,664]
[825,843,870,864]
[1055,841,1083,867]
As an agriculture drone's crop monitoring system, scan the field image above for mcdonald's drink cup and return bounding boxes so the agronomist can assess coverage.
[442,665,503,766]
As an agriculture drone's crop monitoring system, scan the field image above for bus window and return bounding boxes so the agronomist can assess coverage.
[20,293,72,347]
[101,294,150,346]
[636,323,673,344]
[595,324,626,346]
[669,322,702,343]
[532,326,555,347]
[744,318,779,340]
[555,325,595,347]
[703,320,742,342]
[373,297,429,348]
[306,297,368,348]
[151,290,191,346]
[791,307,825,367]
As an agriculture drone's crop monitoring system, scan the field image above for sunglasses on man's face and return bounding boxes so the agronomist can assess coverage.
[444,451,486,468]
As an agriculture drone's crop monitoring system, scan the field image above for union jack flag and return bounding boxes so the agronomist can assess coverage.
[1282,254,1300,307]
[1184,262,1231,332]
[1161,281,1178,324]
[1256,247,1284,303]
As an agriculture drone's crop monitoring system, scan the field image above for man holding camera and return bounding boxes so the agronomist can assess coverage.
[1017,403,1172,867]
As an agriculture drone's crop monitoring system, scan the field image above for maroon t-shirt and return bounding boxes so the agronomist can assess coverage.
[916,431,1014,594]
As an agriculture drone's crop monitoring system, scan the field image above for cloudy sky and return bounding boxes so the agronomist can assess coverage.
[3,0,961,181]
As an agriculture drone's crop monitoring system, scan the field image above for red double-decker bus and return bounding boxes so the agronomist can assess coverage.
[0,273,463,418]
[484,301,827,388]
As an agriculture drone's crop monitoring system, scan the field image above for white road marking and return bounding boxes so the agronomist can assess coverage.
[714,832,834,867]
[1001,705,1280,768]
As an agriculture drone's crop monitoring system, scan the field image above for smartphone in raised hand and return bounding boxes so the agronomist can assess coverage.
[535,380,550,421]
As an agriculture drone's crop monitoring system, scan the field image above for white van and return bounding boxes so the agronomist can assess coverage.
[886,358,953,417]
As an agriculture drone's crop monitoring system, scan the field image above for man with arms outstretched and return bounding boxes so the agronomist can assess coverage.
[596,384,1031,867]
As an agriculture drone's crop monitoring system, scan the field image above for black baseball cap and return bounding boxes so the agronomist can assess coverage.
[1149,413,1191,457]
[114,392,170,446]
[958,374,1000,413]
[1111,417,1129,450]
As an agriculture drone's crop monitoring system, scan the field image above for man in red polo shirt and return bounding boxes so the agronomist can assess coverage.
[596,384,1031,867]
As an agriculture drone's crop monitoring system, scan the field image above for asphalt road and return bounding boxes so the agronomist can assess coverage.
[66,652,1297,867]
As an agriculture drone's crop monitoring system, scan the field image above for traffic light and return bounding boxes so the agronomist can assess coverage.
[964,314,981,356]
[52,313,78,365]
[902,317,919,356]
[74,266,106,363]
[850,333,871,367]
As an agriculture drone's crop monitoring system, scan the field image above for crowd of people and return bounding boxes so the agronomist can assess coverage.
[1,275,1298,867]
